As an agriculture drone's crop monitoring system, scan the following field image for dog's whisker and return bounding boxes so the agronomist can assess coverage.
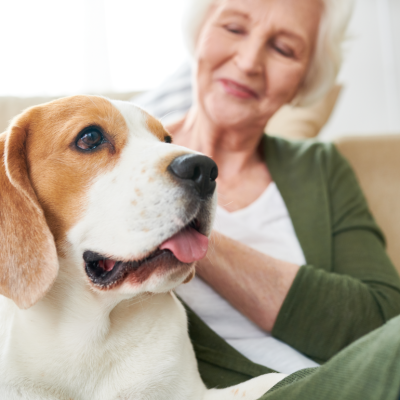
[159,111,176,123]
[87,95,102,112]
[215,191,231,197]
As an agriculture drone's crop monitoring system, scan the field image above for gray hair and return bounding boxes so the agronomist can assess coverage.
[182,0,354,106]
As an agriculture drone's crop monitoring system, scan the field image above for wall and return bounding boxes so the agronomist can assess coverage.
[322,0,400,138]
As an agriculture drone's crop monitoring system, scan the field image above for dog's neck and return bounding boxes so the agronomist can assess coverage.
[6,256,168,352]
[0,256,201,399]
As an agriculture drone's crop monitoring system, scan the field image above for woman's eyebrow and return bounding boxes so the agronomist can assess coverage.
[275,30,307,46]
[219,8,250,20]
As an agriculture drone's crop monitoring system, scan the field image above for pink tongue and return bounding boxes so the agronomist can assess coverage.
[160,227,209,263]
[99,259,116,272]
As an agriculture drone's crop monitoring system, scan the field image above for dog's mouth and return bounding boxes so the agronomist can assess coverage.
[83,219,208,289]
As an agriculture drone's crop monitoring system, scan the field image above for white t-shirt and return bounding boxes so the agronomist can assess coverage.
[176,182,319,374]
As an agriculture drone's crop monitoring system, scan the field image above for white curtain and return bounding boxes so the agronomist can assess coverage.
[322,0,400,137]
[0,0,399,135]
[0,0,186,97]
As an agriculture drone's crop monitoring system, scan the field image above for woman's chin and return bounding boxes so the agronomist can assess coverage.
[204,96,269,131]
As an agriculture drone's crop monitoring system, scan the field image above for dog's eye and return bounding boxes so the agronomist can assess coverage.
[76,128,104,151]
[164,135,172,144]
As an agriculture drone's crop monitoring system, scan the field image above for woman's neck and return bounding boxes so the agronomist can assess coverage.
[169,105,266,180]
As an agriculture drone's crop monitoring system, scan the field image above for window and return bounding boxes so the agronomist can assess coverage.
[0,0,186,96]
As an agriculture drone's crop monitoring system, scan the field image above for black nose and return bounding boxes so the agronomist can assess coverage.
[168,154,218,198]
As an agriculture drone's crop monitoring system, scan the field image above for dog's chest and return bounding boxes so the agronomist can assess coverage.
[0,294,206,400]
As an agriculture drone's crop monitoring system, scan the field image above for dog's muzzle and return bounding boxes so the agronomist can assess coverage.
[168,154,218,199]
[83,153,218,290]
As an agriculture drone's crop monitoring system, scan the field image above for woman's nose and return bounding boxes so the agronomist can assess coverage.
[234,37,264,75]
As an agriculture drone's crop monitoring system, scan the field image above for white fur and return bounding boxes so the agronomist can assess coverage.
[0,99,286,399]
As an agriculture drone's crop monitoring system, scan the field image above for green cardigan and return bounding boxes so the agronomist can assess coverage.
[186,134,400,389]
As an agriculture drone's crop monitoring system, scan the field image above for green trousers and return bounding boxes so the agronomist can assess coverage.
[188,305,400,399]
[261,315,400,399]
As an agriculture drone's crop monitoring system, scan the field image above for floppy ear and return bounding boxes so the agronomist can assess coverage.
[0,112,58,309]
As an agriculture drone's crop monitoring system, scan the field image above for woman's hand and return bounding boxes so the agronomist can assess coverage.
[196,230,300,332]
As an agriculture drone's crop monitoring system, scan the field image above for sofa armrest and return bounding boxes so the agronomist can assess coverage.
[335,134,400,273]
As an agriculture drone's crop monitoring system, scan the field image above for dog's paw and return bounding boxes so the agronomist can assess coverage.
[204,373,287,400]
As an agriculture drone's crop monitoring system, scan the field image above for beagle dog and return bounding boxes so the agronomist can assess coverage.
[0,96,285,400]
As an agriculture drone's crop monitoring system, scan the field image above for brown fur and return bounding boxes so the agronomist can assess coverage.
[0,95,128,308]
[145,113,171,142]
[156,150,189,176]
[26,96,128,251]
[183,268,196,284]
[0,124,58,309]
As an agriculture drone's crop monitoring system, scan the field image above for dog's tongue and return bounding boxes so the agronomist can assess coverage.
[160,227,208,264]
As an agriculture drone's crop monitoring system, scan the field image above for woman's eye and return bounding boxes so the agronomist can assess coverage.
[273,44,294,58]
[76,128,104,151]
[224,24,244,35]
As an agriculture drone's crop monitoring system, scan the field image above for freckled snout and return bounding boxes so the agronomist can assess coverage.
[168,154,218,199]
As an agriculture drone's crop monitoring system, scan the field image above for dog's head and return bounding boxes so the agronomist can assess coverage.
[0,95,217,309]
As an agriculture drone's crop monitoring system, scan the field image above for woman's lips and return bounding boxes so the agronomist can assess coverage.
[219,78,259,99]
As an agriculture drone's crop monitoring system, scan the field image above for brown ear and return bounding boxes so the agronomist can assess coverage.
[0,112,58,309]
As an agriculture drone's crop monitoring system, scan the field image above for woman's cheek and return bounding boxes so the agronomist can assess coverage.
[197,28,233,69]
[196,30,236,105]
[266,60,307,105]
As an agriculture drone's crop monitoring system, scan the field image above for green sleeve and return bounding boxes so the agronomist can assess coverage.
[262,315,400,400]
[272,143,400,362]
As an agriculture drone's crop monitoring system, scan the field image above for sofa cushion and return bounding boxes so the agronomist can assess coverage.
[0,92,137,133]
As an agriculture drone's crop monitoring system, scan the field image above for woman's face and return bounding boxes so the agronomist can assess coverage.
[195,0,322,130]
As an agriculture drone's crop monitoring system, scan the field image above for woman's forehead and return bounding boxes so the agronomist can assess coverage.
[213,0,323,35]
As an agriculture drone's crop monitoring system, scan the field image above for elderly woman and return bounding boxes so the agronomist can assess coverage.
[139,0,400,381]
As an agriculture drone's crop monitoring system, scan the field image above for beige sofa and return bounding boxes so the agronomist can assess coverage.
[0,92,137,134]
[335,135,400,272]
[1,94,399,273]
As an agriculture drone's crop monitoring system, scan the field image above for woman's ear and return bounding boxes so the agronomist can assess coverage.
[0,111,58,309]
